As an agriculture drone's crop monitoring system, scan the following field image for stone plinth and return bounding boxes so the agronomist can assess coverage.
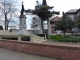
[19,15,27,30]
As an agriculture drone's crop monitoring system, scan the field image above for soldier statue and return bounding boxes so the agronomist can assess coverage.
[20,2,25,15]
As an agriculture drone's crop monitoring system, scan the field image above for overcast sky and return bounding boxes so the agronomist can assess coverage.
[16,0,80,29]
[18,0,80,16]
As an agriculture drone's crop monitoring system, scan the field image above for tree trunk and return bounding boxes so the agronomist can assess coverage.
[5,14,8,30]
[75,27,78,34]
[63,31,65,37]
[41,20,44,34]
[39,20,43,34]
[47,19,51,39]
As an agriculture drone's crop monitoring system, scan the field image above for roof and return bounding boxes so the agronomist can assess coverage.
[50,16,61,22]
[65,9,80,14]
[66,9,78,13]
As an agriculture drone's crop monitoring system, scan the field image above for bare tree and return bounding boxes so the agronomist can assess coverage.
[31,16,40,30]
[0,0,18,30]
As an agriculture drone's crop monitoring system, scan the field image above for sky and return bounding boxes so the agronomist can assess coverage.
[18,0,80,15]
[1,0,80,30]
[16,0,80,29]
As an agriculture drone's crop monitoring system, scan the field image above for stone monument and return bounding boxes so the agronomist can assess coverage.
[18,2,30,41]
[19,2,26,30]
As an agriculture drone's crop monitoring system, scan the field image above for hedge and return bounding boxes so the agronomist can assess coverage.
[1,35,30,41]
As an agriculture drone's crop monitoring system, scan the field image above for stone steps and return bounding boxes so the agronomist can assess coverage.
[31,34,46,43]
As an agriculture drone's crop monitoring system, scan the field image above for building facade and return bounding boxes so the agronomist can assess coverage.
[50,16,61,33]
[50,8,80,34]
[65,8,80,33]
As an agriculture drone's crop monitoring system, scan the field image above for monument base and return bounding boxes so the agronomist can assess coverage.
[17,29,30,36]
[19,15,27,31]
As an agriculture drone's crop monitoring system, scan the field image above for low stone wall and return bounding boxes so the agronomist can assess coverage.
[0,30,33,35]
[0,30,18,35]
[0,39,80,60]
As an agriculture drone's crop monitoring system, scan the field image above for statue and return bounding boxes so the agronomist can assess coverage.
[20,2,24,15]
[35,0,41,9]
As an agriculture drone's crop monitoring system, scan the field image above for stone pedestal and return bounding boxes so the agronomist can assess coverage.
[17,15,30,41]
[17,29,30,36]
[19,15,27,30]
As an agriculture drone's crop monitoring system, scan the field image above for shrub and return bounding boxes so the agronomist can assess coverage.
[1,35,18,40]
[65,36,70,38]
[50,35,80,42]
[37,34,46,37]
[0,26,3,30]
[59,38,80,42]
[74,34,78,36]
[21,36,30,41]
[1,35,30,41]
[74,34,80,37]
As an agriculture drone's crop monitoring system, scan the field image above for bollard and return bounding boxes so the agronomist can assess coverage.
[44,35,47,40]
[30,36,33,42]
[18,36,21,41]
[0,36,1,39]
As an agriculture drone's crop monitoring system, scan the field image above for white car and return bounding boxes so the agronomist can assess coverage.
[55,30,62,35]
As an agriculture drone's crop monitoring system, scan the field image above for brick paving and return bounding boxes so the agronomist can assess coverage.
[0,35,80,60]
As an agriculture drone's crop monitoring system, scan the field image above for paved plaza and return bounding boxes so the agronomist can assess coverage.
[0,48,59,60]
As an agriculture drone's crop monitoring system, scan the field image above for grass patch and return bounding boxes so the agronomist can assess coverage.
[50,35,80,42]
[74,34,80,37]
[50,35,68,42]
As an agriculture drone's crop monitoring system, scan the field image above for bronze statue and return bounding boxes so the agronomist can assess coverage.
[20,2,24,15]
